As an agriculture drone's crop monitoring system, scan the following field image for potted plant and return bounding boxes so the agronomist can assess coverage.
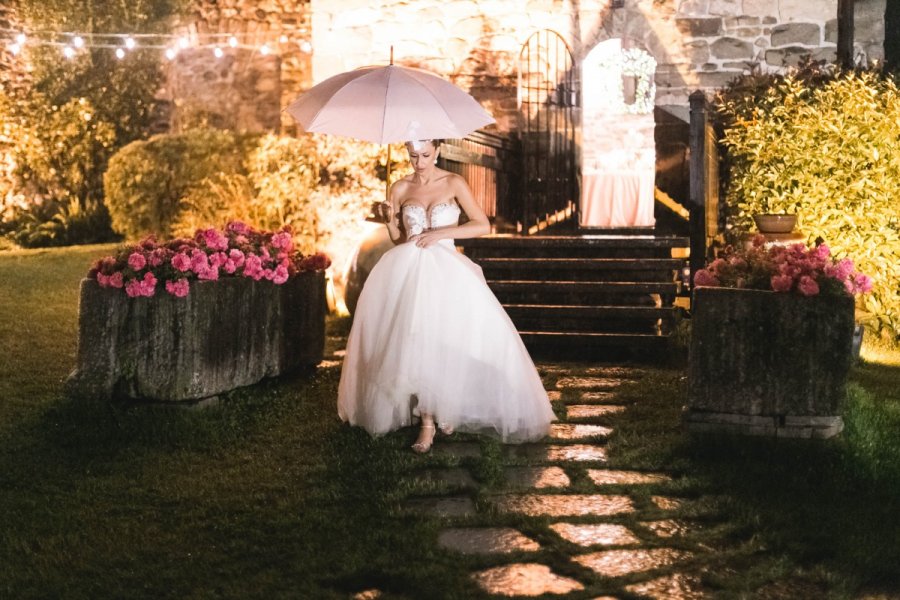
[687,236,872,438]
[66,222,331,403]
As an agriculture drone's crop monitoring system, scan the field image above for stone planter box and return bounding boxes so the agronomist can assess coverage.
[686,287,855,438]
[66,272,326,402]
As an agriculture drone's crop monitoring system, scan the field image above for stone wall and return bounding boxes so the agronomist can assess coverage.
[165,0,313,133]
[310,0,887,128]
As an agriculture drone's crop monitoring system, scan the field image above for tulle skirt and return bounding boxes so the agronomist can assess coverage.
[337,240,555,443]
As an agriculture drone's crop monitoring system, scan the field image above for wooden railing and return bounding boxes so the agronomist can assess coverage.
[438,132,521,231]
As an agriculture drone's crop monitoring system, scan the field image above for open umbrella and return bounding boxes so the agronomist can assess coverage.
[285,55,495,220]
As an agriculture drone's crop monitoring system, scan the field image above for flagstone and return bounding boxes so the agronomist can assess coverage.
[352,589,382,600]
[416,468,478,490]
[651,495,684,510]
[549,522,641,547]
[504,443,608,463]
[575,391,625,404]
[432,441,482,459]
[438,527,540,554]
[641,519,692,538]
[566,404,627,419]
[547,390,562,401]
[493,494,634,517]
[556,377,628,390]
[625,572,707,599]
[572,548,693,577]
[403,496,476,518]
[504,466,571,489]
[550,424,614,440]
[471,563,584,596]
[587,469,671,486]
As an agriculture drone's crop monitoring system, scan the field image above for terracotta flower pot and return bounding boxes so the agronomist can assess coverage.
[753,213,797,234]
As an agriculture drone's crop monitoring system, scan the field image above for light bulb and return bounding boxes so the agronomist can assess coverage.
[73,36,84,48]
[165,48,177,60]
[260,44,270,55]
[213,47,223,58]
[178,36,189,49]
[124,37,135,50]
[299,41,312,54]
[63,46,75,59]
[228,36,238,48]
[279,35,288,43]
[15,33,25,44]
[8,42,21,55]
[115,48,125,59]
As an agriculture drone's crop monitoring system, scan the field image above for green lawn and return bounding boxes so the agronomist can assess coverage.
[1,245,899,598]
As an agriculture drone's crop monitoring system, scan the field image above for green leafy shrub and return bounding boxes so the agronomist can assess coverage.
[716,68,900,339]
[103,128,250,238]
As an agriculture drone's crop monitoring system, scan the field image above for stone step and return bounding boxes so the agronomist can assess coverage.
[478,257,684,282]
[504,304,676,334]
[520,331,670,360]
[458,234,689,259]
[489,280,678,306]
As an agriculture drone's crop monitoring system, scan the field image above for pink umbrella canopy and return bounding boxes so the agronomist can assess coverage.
[285,64,495,143]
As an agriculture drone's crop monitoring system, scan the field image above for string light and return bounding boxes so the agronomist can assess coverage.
[0,27,308,60]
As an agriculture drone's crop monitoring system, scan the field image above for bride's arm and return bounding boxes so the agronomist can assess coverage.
[385,181,405,244]
[411,175,489,248]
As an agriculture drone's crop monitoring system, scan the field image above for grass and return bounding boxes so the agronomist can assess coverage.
[1,244,900,598]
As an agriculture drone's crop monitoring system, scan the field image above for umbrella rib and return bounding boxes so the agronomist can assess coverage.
[380,67,392,143]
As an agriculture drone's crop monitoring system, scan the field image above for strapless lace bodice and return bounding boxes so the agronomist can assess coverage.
[402,202,461,236]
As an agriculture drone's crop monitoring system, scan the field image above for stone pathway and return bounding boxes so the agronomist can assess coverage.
[396,364,715,599]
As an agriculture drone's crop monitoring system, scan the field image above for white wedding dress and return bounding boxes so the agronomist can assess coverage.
[337,202,555,443]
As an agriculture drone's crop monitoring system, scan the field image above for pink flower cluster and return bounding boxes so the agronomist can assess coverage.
[694,235,873,298]
[89,222,332,299]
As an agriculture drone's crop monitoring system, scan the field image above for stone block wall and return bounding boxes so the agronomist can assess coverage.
[165,0,314,133]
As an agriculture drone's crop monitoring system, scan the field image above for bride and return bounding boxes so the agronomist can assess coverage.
[337,139,555,452]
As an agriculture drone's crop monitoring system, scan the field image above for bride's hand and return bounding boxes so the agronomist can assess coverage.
[410,230,446,248]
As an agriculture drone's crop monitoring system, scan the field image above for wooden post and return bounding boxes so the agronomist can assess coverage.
[688,90,708,282]
[837,0,855,68]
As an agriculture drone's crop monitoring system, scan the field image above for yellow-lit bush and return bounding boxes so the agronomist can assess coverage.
[718,70,900,338]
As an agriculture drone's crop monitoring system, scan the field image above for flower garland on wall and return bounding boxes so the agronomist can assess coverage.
[595,47,657,115]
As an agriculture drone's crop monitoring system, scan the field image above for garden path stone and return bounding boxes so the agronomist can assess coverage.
[403,496,475,518]
[493,494,634,517]
[542,366,643,379]
[416,468,478,490]
[471,563,584,596]
[432,441,481,459]
[573,391,626,404]
[625,572,707,599]
[572,548,694,577]
[438,527,540,554]
[505,444,608,463]
[566,404,627,419]
[641,520,692,538]
[550,424,614,440]
[547,390,562,401]
[556,376,629,390]
[587,469,671,486]
[504,466,571,489]
[549,523,640,547]
[651,495,684,510]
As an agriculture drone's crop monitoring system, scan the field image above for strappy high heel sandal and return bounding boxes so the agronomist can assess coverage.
[411,424,436,454]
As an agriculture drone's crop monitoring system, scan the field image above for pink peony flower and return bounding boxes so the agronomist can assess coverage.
[197,266,219,281]
[201,228,229,251]
[191,249,210,272]
[853,273,873,293]
[222,259,237,274]
[149,248,167,267]
[96,273,110,287]
[172,252,191,272]
[128,252,147,271]
[165,279,190,298]
[226,221,250,235]
[693,269,720,287]
[271,231,293,252]
[125,279,142,298]
[271,264,289,285]
[209,251,228,268]
[139,272,157,297]
[228,249,245,268]
[770,274,793,292]
[108,272,124,288]
[797,275,819,297]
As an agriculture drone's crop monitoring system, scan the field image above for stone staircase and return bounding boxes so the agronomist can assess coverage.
[457,234,690,360]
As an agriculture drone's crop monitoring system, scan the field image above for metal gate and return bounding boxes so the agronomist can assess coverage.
[517,29,579,233]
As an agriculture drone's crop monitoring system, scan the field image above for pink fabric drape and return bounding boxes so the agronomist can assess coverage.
[579,171,655,228]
